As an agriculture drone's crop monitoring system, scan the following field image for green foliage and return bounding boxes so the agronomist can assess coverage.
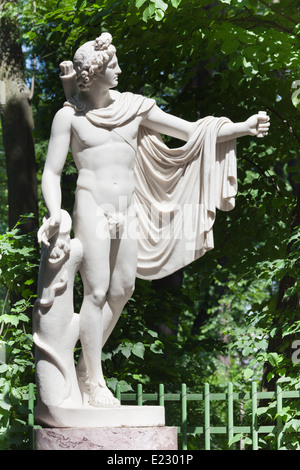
[0,127,8,234]
[0,220,38,449]
[2,0,300,449]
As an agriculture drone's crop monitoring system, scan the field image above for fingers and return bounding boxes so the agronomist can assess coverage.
[37,228,50,247]
[257,114,270,123]
[37,227,50,247]
[258,120,270,132]
[257,112,270,137]
[41,234,50,247]
[37,218,52,247]
[59,60,75,76]
[37,224,45,244]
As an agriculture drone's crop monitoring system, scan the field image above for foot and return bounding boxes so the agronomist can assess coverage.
[89,382,120,407]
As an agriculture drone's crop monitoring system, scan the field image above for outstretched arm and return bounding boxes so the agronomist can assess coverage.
[38,106,73,246]
[143,106,270,142]
[142,106,197,141]
[217,113,270,142]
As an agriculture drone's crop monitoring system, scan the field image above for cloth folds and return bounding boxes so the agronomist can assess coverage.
[64,91,237,280]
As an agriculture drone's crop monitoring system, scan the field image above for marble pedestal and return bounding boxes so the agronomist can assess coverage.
[34,426,178,450]
[34,403,165,428]
[34,404,177,450]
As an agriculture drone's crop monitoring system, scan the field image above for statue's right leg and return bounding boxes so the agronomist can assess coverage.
[73,190,119,406]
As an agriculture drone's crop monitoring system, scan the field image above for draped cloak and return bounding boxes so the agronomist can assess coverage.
[64,91,237,280]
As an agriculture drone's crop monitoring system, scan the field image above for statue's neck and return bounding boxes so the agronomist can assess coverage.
[78,88,115,111]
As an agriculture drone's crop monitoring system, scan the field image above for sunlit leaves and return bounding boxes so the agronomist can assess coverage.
[134,0,182,22]
[291,80,300,111]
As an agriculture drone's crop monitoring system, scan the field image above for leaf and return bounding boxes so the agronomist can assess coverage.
[118,380,133,392]
[153,0,168,11]
[0,364,9,374]
[242,346,253,356]
[284,419,300,433]
[270,327,278,338]
[242,57,258,76]
[75,0,86,9]
[154,9,164,21]
[267,352,282,367]
[171,0,181,7]
[106,377,117,392]
[229,433,244,446]
[120,344,132,359]
[243,368,253,380]
[147,329,158,338]
[0,399,11,412]
[0,314,19,327]
[150,340,164,354]
[267,371,275,382]
[243,437,253,445]
[101,351,112,361]
[132,342,145,359]
[257,406,269,416]
[135,0,147,8]
[142,4,155,22]
[221,38,239,55]
[113,342,132,358]
[291,81,300,111]
[283,286,297,301]
[106,379,132,393]
[275,407,293,422]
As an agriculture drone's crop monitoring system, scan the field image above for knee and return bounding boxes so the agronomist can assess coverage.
[89,289,107,308]
[108,283,135,306]
[124,284,135,302]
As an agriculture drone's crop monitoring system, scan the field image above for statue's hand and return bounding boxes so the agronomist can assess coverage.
[37,217,60,247]
[59,61,77,99]
[245,112,270,137]
[59,60,75,77]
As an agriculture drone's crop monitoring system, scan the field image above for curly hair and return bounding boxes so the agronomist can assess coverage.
[73,32,116,91]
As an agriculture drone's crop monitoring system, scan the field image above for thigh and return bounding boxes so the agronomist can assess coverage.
[74,190,111,293]
[109,222,138,295]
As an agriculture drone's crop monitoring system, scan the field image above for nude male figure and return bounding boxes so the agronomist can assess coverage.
[38,33,270,406]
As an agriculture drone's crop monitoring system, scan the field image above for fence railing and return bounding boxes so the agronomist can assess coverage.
[27,381,300,450]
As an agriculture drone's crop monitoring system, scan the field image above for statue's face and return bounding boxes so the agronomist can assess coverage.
[98,54,122,89]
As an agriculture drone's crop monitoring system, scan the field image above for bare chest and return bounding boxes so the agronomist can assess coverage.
[71,114,142,149]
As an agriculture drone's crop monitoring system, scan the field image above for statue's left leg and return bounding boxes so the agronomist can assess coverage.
[102,228,138,346]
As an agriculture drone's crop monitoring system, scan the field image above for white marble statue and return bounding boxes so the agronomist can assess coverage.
[33,32,270,423]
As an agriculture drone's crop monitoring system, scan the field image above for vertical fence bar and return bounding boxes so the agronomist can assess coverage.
[276,381,283,450]
[251,381,258,450]
[28,383,34,427]
[137,383,143,405]
[181,383,187,450]
[28,383,35,450]
[116,383,121,403]
[228,382,234,449]
[204,383,210,450]
[159,383,164,407]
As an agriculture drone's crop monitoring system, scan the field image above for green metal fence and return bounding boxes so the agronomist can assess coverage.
[27,381,300,450]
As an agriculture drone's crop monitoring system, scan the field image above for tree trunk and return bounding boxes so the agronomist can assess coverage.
[0,0,38,234]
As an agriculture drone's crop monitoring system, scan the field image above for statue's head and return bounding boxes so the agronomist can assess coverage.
[73,32,116,91]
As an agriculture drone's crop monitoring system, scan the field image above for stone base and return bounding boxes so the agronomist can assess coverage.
[34,403,165,428]
[34,426,178,450]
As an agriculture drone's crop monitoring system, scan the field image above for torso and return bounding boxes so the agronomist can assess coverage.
[70,110,143,213]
